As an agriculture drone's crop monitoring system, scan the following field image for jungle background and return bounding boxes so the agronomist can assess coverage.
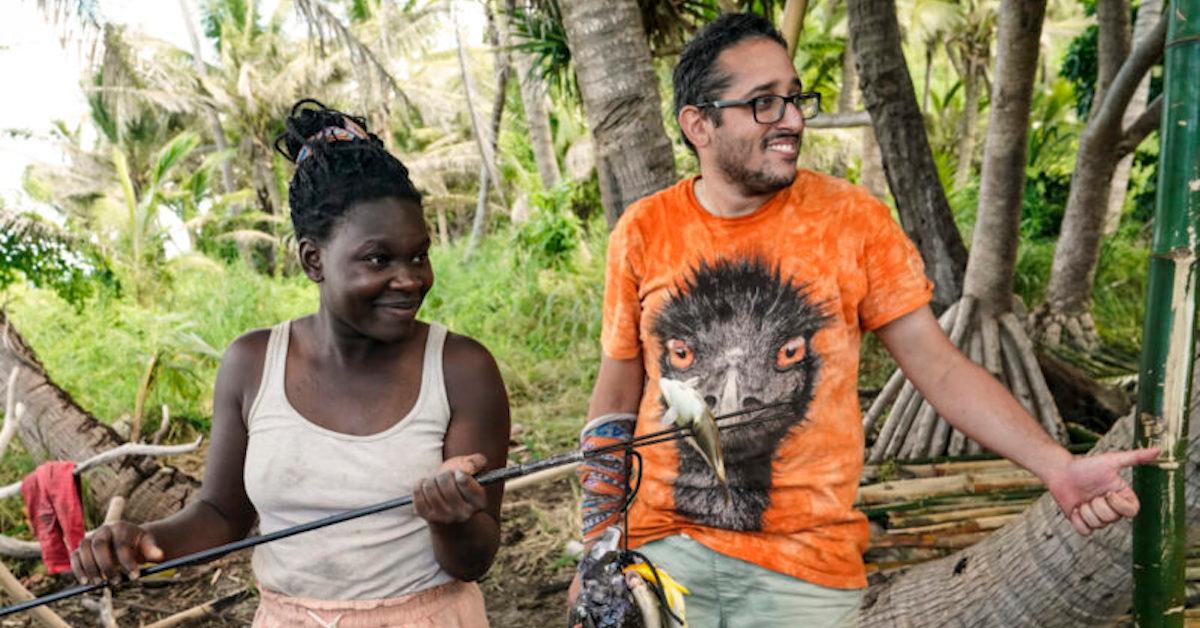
[0,0,1182,625]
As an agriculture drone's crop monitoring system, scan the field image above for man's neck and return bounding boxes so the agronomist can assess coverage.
[693,171,779,219]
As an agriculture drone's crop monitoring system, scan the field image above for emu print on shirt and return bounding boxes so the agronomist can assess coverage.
[652,258,831,531]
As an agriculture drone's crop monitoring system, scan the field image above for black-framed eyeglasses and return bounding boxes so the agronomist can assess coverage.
[699,92,822,124]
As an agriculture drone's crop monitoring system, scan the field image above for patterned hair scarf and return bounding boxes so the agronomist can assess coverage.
[577,412,636,545]
[295,116,369,164]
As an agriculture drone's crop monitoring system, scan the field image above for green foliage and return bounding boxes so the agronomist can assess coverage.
[0,213,117,308]
[5,260,316,428]
[1061,22,1098,119]
[517,189,585,269]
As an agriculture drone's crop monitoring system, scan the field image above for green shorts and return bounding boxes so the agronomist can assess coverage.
[637,534,862,628]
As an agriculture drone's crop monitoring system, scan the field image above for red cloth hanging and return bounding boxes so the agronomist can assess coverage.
[20,461,85,574]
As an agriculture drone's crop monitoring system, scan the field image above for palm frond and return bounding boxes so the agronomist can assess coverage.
[292,0,415,117]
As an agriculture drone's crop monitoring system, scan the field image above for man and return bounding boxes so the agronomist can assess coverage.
[573,12,1157,628]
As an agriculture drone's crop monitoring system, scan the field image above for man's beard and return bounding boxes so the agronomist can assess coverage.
[714,133,800,196]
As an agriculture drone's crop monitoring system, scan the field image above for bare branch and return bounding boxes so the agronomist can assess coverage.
[0,536,41,560]
[1116,93,1163,156]
[0,437,203,499]
[1090,15,1167,139]
[807,110,872,129]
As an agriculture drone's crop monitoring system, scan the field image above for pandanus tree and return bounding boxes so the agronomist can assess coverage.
[863,0,1068,460]
[847,0,970,311]
[1031,0,1166,351]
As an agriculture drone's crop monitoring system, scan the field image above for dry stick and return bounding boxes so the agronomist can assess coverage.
[0,563,70,628]
[151,405,170,446]
[863,303,959,435]
[98,496,127,628]
[140,589,250,628]
[999,313,1067,443]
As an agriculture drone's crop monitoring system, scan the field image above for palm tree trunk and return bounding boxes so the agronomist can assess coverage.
[501,0,560,191]
[1033,14,1167,351]
[863,391,1200,626]
[177,0,235,197]
[559,0,676,227]
[952,60,981,190]
[0,312,201,524]
[1103,0,1161,235]
[847,0,968,311]
[781,0,809,57]
[455,9,506,207]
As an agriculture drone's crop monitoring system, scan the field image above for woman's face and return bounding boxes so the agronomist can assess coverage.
[309,197,433,342]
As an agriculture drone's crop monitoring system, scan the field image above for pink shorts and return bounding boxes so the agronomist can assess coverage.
[252,580,489,627]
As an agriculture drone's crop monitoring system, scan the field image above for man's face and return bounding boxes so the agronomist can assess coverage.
[705,38,805,196]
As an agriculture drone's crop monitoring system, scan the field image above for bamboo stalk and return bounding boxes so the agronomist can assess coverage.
[860,458,1018,482]
[887,504,1029,528]
[856,469,1040,505]
[1133,2,1200,620]
[859,489,1044,519]
[883,513,1020,535]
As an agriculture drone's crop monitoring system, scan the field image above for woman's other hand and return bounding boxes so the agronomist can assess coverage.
[413,453,489,525]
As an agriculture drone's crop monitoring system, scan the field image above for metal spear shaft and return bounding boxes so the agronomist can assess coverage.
[0,402,793,617]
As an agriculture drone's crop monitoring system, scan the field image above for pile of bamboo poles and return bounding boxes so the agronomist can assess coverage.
[862,296,1069,462]
[858,457,1046,572]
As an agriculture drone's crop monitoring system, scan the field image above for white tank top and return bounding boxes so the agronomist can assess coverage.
[243,320,454,600]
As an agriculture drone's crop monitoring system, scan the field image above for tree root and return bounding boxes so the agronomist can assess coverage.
[864,296,1067,462]
[1030,307,1100,354]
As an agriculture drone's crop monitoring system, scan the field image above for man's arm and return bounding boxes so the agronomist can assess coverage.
[589,354,646,418]
[874,305,1158,535]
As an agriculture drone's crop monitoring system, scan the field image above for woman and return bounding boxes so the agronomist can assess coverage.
[71,99,510,627]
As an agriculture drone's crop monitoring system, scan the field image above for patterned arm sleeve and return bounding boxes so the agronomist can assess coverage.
[577,412,636,544]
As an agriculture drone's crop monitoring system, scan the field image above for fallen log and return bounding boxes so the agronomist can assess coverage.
[0,311,201,523]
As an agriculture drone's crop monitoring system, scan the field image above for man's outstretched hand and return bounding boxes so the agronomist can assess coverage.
[1044,447,1161,536]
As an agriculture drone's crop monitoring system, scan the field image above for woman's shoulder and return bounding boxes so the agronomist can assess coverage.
[440,329,498,373]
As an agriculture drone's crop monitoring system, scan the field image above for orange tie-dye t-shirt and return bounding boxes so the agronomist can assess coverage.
[602,169,933,590]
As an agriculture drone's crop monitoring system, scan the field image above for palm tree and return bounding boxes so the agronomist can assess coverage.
[558,0,676,226]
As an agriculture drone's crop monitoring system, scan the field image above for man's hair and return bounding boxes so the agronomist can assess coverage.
[274,99,422,243]
[672,12,788,152]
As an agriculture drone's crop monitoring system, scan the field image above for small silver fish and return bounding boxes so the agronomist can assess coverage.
[659,377,728,498]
